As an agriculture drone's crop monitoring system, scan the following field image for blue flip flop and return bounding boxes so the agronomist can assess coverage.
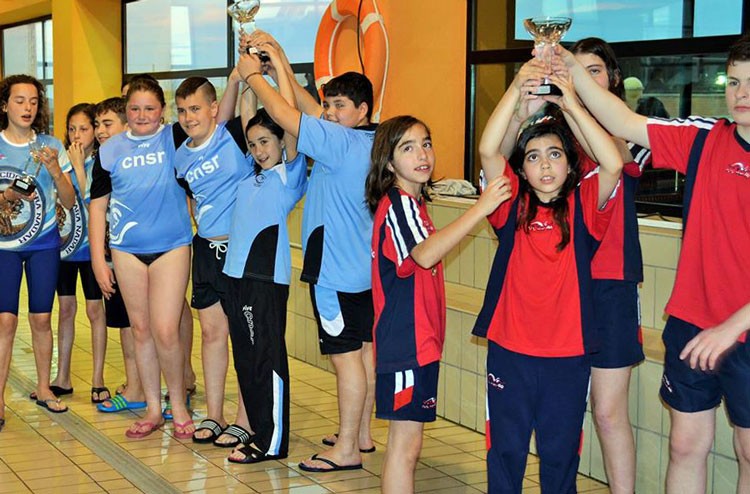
[97,394,146,413]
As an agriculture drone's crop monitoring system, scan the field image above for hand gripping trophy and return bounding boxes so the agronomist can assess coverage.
[523,17,572,96]
[227,0,269,62]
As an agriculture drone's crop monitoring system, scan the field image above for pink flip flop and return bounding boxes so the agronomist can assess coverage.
[173,420,195,440]
[125,420,163,439]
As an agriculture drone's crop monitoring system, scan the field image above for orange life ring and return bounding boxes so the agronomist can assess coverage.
[313,0,389,122]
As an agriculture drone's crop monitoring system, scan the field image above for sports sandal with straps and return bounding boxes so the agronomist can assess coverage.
[192,419,225,444]
[213,424,253,448]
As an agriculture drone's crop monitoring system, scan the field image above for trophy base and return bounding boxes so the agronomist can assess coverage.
[246,46,270,63]
[534,83,563,97]
[11,178,36,196]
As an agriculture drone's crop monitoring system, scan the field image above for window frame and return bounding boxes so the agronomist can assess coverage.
[0,15,54,85]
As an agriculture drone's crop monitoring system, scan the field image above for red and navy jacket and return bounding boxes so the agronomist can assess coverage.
[647,117,750,341]
[473,168,614,357]
[371,187,446,373]
[589,143,651,282]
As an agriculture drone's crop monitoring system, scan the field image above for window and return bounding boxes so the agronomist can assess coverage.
[123,0,324,108]
[467,0,749,218]
[125,0,229,74]
[1,17,54,130]
[233,0,330,64]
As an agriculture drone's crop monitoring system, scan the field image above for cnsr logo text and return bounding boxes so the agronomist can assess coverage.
[121,151,167,169]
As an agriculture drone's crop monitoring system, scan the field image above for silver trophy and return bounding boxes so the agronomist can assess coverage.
[11,139,46,196]
[523,17,572,96]
[228,0,260,34]
[227,0,269,62]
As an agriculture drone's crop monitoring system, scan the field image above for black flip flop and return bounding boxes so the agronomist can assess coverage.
[35,398,68,414]
[91,386,111,404]
[322,432,376,453]
[192,419,225,444]
[213,424,253,448]
[298,453,363,473]
[227,443,284,464]
[49,385,73,396]
[0,417,5,432]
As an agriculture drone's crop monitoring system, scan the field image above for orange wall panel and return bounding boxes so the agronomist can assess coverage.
[326,0,467,179]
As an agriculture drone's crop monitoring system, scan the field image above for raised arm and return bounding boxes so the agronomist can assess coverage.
[553,46,650,148]
[411,174,512,268]
[546,73,623,207]
[479,59,547,181]
[246,30,324,117]
[238,52,302,139]
[498,77,547,157]
[239,78,257,136]
[261,43,298,161]
[217,67,244,123]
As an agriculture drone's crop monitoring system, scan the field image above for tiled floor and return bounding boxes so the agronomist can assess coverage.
[0,290,610,493]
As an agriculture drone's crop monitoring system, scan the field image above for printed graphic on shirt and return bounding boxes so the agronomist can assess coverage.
[107,198,137,247]
[0,168,46,249]
[58,195,86,259]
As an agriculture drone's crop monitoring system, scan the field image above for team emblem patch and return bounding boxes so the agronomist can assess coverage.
[422,397,437,409]
[725,162,750,179]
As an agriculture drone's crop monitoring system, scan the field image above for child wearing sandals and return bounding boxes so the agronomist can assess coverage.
[91,97,149,414]
[365,116,510,492]
[172,76,253,447]
[52,103,110,405]
[222,41,307,464]
[90,77,194,440]
[0,75,76,423]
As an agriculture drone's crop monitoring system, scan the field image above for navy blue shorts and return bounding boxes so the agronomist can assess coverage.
[0,248,60,315]
[191,235,229,311]
[590,280,644,368]
[375,361,439,422]
[57,260,103,300]
[660,316,750,427]
[310,285,373,355]
[486,342,590,494]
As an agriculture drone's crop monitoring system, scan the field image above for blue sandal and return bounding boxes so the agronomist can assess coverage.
[97,394,147,413]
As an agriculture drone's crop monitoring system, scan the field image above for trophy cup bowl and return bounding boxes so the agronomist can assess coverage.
[523,17,572,96]
[228,0,261,35]
[227,0,269,62]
